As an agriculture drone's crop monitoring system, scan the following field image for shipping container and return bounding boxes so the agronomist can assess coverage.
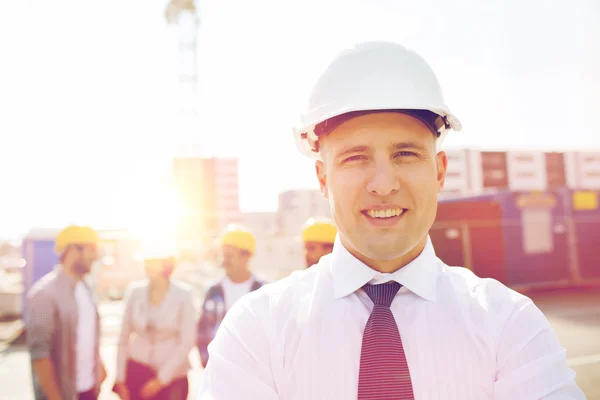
[569,190,600,280]
[432,195,505,282]
[545,152,567,189]
[439,149,600,197]
[507,151,547,192]
[500,190,571,286]
[431,189,586,289]
[443,149,470,197]
[575,151,600,190]
[20,229,61,315]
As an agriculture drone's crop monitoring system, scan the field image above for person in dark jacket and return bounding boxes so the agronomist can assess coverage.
[196,224,265,368]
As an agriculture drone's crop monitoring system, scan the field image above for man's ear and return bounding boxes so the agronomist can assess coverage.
[315,160,329,199]
[436,151,448,193]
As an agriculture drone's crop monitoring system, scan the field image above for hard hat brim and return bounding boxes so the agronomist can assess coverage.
[294,106,461,160]
[315,109,444,139]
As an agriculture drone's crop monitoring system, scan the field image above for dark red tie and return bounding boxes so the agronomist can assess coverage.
[358,282,415,399]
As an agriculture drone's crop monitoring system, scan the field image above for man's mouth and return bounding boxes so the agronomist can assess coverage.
[363,208,406,219]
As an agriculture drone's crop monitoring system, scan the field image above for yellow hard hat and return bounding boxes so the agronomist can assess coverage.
[221,224,256,254]
[302,217,337,244]
[55,225,99,253]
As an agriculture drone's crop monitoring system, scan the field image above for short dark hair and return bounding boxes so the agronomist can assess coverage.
[315,109,443,139]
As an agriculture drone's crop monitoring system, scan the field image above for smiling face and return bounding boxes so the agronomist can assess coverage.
[316,112,448,270]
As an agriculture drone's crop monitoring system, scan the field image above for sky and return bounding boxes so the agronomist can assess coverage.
[0,0,598,240]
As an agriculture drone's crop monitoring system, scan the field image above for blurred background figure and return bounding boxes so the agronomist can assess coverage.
[302,217,337,268]
[196,224,266,369]
[25,225,107,400]
[113,248,196,400]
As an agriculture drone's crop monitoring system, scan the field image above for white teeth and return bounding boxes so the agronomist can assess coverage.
[367,208,404,219]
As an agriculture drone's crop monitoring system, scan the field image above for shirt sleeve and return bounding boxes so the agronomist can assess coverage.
[196,297,279,400]
[493,297,586,399]
[25,288,55,361]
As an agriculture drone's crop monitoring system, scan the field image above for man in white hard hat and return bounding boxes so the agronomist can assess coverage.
[197,42,584,399]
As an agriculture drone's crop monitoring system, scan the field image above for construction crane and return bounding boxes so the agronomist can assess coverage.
[164,0,204,201]
[165,0,200,103]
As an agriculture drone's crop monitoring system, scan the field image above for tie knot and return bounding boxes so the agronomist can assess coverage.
[363,282,401,307]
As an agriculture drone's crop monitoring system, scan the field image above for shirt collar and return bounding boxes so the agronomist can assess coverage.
[224,275,254,286]
[330,235,440,302]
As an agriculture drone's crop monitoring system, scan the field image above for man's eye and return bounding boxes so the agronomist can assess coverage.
[394,151,417,157]
[343,155,366,162]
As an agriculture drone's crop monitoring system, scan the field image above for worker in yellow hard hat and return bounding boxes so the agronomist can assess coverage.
[134,247,180,281]
[302,217,337,268]
[54,225,100,274]
[196,224,266,368]
[25,225,107,400]
[114,247,195,400]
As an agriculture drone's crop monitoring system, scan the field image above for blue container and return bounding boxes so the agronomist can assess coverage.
[21,229,60,315]
[434,189,574,288]
[499,190,571,286]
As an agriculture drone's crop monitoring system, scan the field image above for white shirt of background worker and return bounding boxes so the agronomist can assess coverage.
[74,281,97,393]
[219,226,261,310]
[221,276,253,311]
[197,41,585,400]
[195,225,267,370]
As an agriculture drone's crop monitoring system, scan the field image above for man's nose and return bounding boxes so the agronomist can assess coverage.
[366,159,400,197]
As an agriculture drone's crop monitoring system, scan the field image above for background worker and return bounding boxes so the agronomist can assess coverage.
[196,224,266,368]
[302,217,337,268]
[113,249,196,400]
[25,225,107,400]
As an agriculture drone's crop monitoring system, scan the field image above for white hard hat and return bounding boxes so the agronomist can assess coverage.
[293,41,462,160]
[135,241,178,262]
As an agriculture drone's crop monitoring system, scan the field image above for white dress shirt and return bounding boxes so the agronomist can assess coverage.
[74,281,97,392]
[198,236,585,400]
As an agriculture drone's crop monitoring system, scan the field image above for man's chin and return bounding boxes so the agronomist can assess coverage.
[359,241,414,261]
